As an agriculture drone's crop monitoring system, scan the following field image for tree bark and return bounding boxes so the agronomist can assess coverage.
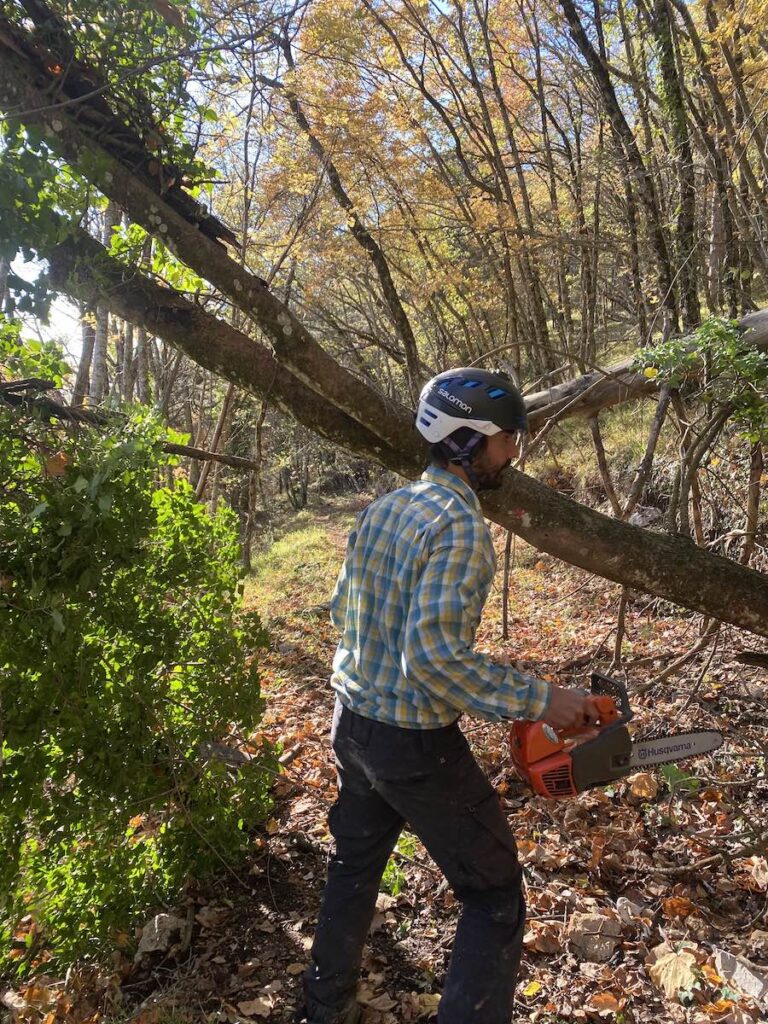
[40,224,768,638]
[72,310,94,407]
[89,202,120,402]
[525,308,768,428]
[650,0,700,329]
[45,227,411,466]
[0,40,413,452]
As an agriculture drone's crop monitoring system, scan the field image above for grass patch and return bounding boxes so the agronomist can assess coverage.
[244,515,356,620]
[527,396,679,500]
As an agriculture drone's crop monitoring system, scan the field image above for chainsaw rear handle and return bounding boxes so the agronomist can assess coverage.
[510,673,634,798]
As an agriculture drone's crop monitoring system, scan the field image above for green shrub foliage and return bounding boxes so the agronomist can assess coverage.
[0,408,272,977]
[636,317,768,442]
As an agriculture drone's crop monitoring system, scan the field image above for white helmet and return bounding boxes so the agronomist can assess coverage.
[415,368,528,443]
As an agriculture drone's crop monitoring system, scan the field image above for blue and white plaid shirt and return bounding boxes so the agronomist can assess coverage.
[330,466,551,728]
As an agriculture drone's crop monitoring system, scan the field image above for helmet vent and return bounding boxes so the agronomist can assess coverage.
[487,387,507,399]
[460,379,482,388]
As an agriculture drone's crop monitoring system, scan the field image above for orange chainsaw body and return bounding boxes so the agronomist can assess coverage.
[510,676,634,798]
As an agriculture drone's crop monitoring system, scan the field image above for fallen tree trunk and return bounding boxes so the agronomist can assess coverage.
[38,226,768,638]
[44,229,410,469]
[0,37,414,455]
[2,25,767,637]
[526,308,768,429]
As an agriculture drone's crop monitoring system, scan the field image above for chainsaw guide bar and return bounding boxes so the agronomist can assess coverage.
[629,730,723,768]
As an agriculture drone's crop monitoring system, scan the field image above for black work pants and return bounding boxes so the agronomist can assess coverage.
[303,700,525,1024]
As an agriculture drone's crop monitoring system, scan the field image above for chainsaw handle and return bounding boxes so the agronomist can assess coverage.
[557,695,619,739]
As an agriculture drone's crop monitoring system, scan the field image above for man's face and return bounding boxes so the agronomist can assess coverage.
[472,430,523,490]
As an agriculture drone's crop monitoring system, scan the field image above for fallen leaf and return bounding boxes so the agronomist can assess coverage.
[522,981,541,997]
[415,993,440,1018]
[286,963,306,975]
[589,833,607,869]
[587,991,622,1012]
[237,998,271,1018]
[364,993,397,1011]
[629,772,659,799]
[663,896,698,919]
[701,964,722,985]
[713,947,768,1003]
[524,920,563,953]
[751,857,768,890]
[647,942,700,1001]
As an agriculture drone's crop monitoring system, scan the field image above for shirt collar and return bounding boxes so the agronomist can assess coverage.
[420,465,483,515]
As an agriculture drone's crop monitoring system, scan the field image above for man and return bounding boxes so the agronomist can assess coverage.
[297,369,598,1024]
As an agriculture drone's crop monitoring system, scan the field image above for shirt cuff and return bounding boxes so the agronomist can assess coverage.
[522,674,552,721]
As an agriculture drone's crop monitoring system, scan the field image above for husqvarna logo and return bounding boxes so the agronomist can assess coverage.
[438,387,472,413]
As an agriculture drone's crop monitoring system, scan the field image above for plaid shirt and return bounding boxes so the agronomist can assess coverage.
[329,466,551,728]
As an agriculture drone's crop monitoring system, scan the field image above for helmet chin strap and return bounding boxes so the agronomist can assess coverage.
[441,430,485,490]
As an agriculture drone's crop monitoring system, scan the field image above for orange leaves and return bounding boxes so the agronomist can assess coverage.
[663,896,699,919]
[43,451,71,477]
[628,771,659,799]
[586,990,626,1015]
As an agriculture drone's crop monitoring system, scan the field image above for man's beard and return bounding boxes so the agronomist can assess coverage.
[474,460,511,492]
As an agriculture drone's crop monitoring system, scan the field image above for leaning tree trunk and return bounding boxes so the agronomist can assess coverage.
[41,225,768,639]
[2,25,768,637]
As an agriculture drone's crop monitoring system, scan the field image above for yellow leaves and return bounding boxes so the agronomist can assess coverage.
[414,992,441,1017]
[643,366,660,379]
[522,980,542,998]
[647,942,700,1001]
[628,772,659,799]
[701,963,723,986]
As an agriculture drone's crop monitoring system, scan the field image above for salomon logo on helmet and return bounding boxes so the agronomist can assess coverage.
[438,388,472,413]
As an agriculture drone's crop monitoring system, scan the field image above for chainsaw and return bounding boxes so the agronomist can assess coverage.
[510,672,723,799]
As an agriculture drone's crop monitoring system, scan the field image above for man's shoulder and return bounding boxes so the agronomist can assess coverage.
[365,477,484,541]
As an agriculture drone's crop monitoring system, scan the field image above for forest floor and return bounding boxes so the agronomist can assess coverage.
[5,492,768,1024]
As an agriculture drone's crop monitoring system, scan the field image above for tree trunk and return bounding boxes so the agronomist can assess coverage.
[650,0,700,329]
[195,383,236,499]
[89,202,120,403]
[42,225,768,638]
[557,0,679,334]
[277,40,423,404]
[72,309,94,407]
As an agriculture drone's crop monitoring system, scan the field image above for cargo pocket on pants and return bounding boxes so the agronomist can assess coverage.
[457,791,521,891]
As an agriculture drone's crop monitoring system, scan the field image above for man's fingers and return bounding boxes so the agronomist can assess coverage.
[583,700,601,725]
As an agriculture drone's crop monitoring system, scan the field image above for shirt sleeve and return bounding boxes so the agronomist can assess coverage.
[401,537,551,722]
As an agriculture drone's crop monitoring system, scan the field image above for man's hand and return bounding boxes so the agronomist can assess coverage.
[542,686,601,732]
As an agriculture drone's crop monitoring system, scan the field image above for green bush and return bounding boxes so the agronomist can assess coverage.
[0,408,274,978]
